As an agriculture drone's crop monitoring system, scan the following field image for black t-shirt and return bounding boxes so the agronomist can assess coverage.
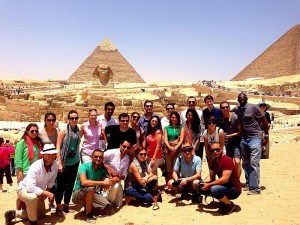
[105,125,137,150]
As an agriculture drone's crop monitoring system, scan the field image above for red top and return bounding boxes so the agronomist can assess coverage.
[146,130,162,159]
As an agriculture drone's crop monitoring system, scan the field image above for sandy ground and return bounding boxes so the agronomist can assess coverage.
[0,128,300,225]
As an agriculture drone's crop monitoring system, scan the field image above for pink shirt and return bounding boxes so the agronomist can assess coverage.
[146,130,162,159]
[81,121,102,156]
[0,144,14,168]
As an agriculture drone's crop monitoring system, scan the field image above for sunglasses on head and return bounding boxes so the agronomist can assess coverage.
[210,148,221,153]
[121,120,129,123]
[220,106,230,109]
[138,153,147,157]
[30,130,39,134]
[188,101,195,104]
[46,119,56,122]
[94,155,103,159]
[69,117,79,121]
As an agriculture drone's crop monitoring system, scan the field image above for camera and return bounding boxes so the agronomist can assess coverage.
[172,179,182,187]
[67,150,76,158]
[195,182,205,190]
[6,140,10,143]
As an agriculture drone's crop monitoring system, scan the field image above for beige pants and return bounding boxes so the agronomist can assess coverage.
[16,188,46,221]
[107,182,123,207]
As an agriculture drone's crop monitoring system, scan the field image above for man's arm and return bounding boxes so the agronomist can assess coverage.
[202,170,232,191]
[79,173,112,188]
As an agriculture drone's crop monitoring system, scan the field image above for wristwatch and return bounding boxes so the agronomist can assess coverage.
[186,177,190,182]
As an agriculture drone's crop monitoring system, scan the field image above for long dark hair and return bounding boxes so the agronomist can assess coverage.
[44,112,56,127]
[169,111,181,127]
[145,115,162,136]
[186,108,200,133]
[21,123,39,140]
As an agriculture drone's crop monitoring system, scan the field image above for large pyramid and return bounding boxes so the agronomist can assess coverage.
[231,24,300,81]
[68,38,145,84]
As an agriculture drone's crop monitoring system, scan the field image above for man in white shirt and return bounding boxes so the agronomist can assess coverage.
[103,139,131,207]
[97,102,118,150]
[5,144,58,225]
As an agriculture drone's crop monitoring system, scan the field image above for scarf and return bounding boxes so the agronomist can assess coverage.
[184,123,193,146]
[25,136,42,163]
[133,157,148,177]
[60,124,80,169]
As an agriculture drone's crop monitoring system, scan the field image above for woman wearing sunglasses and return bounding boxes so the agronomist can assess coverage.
[56,110,81,217]
[203,116,226,167]
[124,147,157,205]
[15,123,42,209]
[129,112,144,147]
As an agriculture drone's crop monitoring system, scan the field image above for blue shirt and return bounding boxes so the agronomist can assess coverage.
[173,155,202,178]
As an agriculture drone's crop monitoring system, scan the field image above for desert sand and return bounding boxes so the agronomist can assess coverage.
[0,127,300,225]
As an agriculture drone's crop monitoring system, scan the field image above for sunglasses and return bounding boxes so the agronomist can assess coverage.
[208,121,216,125]
[94,155,103,159]
[69,117,79,121]
[238,96,246,100]
[121,120,129,123]
[145,105,153,108]
[182,149,192,153]
[138,153,147,157]
[132,116,140,119]
[30,130,39,134]
[188,101,195,104]
[166,107,174,110]
[122,145,131,149]
[46,119,56,122]
[220,106,230,109]
[210,148,221,153]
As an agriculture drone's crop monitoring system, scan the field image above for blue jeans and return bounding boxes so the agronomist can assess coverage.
[125,180,156,203]
[209,184,241,200]
[240,137,262,190]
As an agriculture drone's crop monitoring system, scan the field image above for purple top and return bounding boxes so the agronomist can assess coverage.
[81,121,102,156]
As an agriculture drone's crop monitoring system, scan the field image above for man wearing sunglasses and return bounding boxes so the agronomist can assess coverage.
[72,149,113,223]
[103,139,132,208]
[104,113,136,150]
[167,144,202,202]
[138,100,160,133]
[231,93,269,195]
[219,101,242,178]
[200,142,241,215]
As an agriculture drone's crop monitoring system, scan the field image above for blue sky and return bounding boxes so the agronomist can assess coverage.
[0,1,299,82]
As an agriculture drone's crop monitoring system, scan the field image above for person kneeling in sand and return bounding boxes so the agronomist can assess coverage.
[167,144,202,202]
[5,144,58,225]
[199,142,242,215]
[72,149,113,223]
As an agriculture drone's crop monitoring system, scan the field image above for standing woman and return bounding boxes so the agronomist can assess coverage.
[15,123,42,209]
[142,115,163,175]
[38,112,59,146]
[56,110,81,216]
[0,138,14,192]
[203,116,226,166]
[80,109,102,163]
[129,112,144,146]
[182,109,201,154]
[163,111,184,187]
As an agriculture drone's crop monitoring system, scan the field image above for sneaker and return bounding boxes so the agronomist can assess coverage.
[219,202,236,215]
[243,185,249,191]
[49,203,56,213]
[5,210,16,225]
[86,213,96,224]
[247,189,261,195]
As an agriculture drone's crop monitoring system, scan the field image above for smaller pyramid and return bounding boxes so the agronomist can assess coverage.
[232,24,300,81]
[68,38,145,84]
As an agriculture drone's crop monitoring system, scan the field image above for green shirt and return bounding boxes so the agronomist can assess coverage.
[14,139,40,175]
[73,162,108,191]
[65,137,80,166]
[165,125,181,141]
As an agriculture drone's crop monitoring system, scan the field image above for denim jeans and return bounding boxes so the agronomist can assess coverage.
[125,180,156,203]
[240,137,262,190]
[209,184,241,200]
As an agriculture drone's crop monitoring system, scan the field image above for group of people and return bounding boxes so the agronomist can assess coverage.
[2,93,271,224]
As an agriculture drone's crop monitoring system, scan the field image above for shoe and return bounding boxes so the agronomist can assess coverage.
[5,210,16,225]
[247,189,261,195]
[219,202,236,215]
[243,186,249,191]
[86,213,96,223]
[49,203,56,213]
[55,209,65,217]
[7,186,15,193]
[29,220,37,225]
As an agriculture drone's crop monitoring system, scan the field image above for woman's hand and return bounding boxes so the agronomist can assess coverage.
[17,173,24,183]
[150,158,156,167]
[58,163,63,173]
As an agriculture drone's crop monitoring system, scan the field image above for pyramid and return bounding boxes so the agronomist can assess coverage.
[231,24,300,81]
[68,38,145,84]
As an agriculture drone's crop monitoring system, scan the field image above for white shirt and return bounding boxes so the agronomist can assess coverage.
[18,159,58,196]
[161,116,170,130]
[103,148,130,180]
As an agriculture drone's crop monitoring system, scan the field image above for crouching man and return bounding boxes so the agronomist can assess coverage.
[5,144,59,225]
[72,149,113,223]
[200,142,242,215]
[167,144,202,202]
